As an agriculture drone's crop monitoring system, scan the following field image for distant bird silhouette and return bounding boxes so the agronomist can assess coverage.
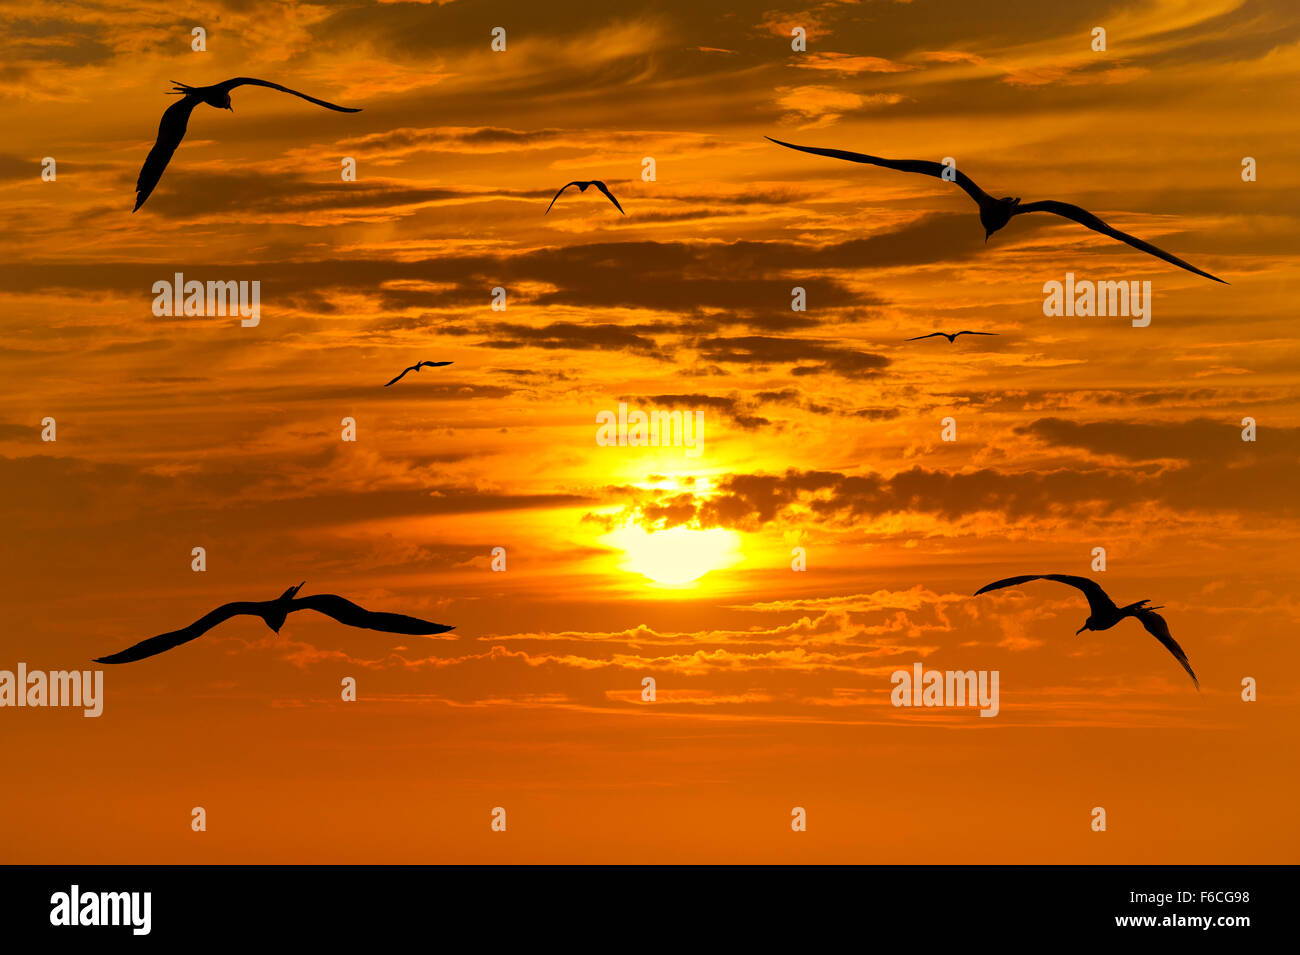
[385,360,453,387]
[94,583,453,664]
[134,78,362,212]
[767,137,1226,284]
[906,331,998,343]
[974,574,1198,688]
[545,180,625,215]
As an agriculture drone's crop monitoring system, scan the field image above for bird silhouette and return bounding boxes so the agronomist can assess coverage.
[133,78,362,212]
[94,582,453,664]
[385,360,453,387]
[974,574,1198,688]
[545,180,625,215]
[767,137,1226,284]
[906,331,998,343]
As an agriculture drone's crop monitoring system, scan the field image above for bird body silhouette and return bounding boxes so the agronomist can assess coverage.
[545,180,625,215]
[94,583,453,664]
[134,78,361,212]
[767,137,1226,284]
[906,331,998,343]
[974,574,1198,688]
[385,360,453,387]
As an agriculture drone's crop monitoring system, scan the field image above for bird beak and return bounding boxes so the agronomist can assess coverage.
[1075,625,1086,635]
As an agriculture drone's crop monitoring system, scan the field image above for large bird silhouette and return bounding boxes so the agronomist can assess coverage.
[385,360,452,387]
[974,574,1198,688]
[906,330,998,343]
[133,78,361,212]
[545,180,625,215]
[767,137,1226,284]
[94,583,453,664]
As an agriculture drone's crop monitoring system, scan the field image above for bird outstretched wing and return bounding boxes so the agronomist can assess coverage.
[545,182,582,214]
[905,332,947,341]
[387,361,451,385]
[974,574,1119,617]
[1012,200,1226,284]
[292,593,455,635]
[1136,610,1199,689]
[134,96,200,211]
[385,366,415,387]
[766,137,994,208]
[592,180,626,214]
[95,601,261,663]
[213,77,362,112]
[954,331,997,338]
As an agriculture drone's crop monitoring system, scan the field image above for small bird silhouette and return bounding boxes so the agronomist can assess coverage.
[545,180,625,215]
[974,574,1198,688]
[385,360,453,387]
[94,583,453,664]
[134,78,362,212]
[906,331,998,343]
[767,137,1226,284]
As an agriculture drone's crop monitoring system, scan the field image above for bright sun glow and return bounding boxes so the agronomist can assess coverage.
[606,523,743,587]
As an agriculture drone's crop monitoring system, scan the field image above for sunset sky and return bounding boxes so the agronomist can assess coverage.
[2,0,1298,863]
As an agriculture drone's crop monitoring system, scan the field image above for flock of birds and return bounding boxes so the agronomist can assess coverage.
[133,77,1226,287]
[95,573,1198,689]
[104,76,1217,689]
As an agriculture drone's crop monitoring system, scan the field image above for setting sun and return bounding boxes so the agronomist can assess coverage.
[606,523,744,586]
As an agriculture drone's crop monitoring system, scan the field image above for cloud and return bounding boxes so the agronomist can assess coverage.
[596,454,1300,533]
[776,86,906,126]
[692,335,890,378]
[793,52,918,75]
[1017,417,1297,463]
[620,393,772,430]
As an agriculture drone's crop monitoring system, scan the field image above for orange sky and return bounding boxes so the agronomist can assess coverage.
[1,0,1298,863]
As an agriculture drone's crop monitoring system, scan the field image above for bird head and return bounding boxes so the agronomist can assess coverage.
[219,93,233,111]
[1075,621,1090,635]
